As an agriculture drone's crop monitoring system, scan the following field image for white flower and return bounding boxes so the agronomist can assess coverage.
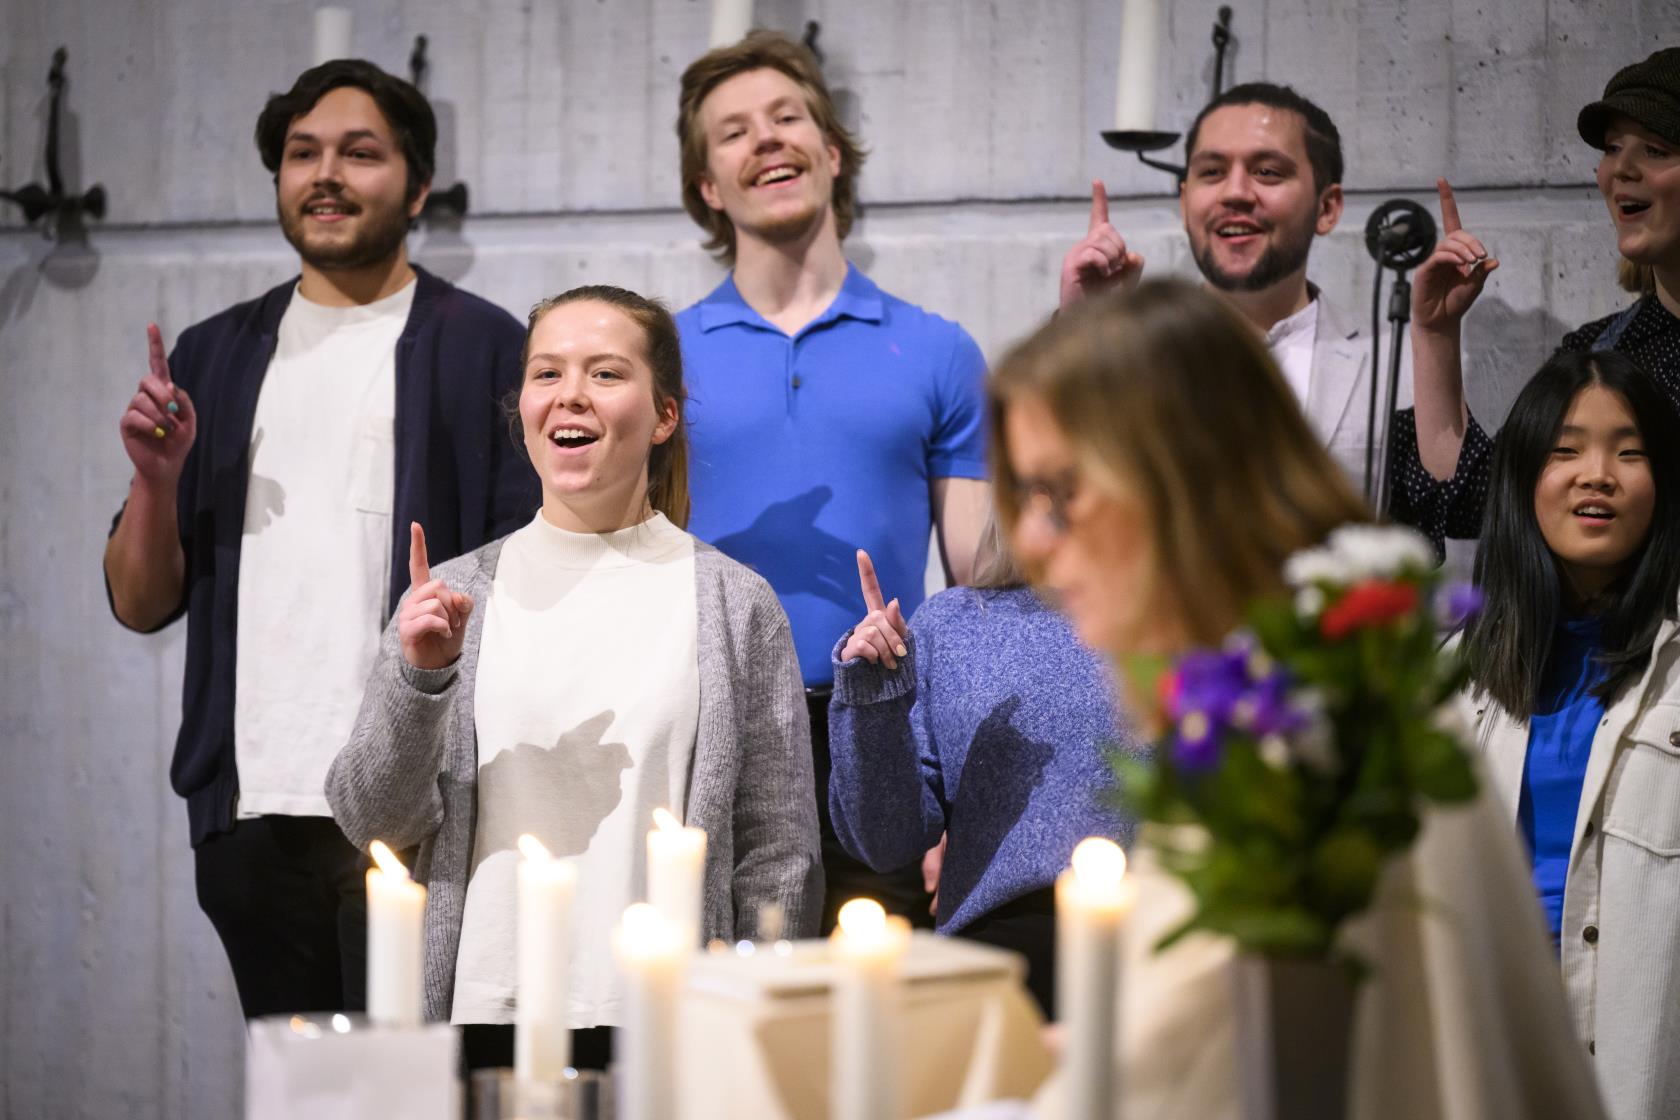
[1283,545,1350,588]
[1295,585,1326,618]
[1325,525,1435,581]
[1289,717,1338,775]
[1259,735,1291,769]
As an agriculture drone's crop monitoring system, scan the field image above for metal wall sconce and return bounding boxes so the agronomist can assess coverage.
[408,35,470,220]
[801,20,823,64]
[1,47,107,237]
[1101,7,1234,181]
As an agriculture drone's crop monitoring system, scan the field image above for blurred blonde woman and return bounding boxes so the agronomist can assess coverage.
[990,280,1605,1120]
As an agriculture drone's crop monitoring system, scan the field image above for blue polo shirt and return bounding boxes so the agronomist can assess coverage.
[677,265,988,686]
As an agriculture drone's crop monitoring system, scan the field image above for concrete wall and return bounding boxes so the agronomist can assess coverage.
[1,1,1671,1116]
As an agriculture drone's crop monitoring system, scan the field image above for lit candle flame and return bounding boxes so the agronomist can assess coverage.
[1070,837,1127,887]
[518,833,552,862]
[836,897,888,941]
[652,807,683,833]
[369,839,410,880]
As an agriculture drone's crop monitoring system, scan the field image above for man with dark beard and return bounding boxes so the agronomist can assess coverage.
[1060,83,1397,494]
[103,60,536,1018]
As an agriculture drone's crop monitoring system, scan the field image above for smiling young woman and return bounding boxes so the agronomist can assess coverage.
[324,285,820,1072]
[1458,349,1680,1120]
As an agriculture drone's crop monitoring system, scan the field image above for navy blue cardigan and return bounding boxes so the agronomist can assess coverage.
[107,266,540,845]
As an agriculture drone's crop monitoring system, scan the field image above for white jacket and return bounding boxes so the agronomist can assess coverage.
[1465,609,1680,1120]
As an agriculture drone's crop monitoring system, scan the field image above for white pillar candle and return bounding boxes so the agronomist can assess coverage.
[312,7,353,65]
[366,840,426,1029]
[709,0,753,48]
[1113,0,1161,131]
[647,808,707,950]
[516,834,578,1084]
[830,899,910,1120]
[614,903,685,1120]
[1055,838,1134,1120]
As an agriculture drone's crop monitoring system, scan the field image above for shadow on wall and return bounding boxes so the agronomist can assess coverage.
[1461,296,1572,434]
[0,75,104,324]
[412,94,474,285]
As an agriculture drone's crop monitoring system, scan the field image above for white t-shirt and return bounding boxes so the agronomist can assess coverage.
[1265,295,1319,410]
[234,279,415,818]
[451,511,700,1028]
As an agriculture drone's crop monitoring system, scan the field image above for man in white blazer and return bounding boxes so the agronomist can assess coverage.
[1060,82,1401,502]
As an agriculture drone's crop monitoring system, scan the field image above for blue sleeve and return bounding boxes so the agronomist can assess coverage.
[826,625,947,872]
[927,325,988,481]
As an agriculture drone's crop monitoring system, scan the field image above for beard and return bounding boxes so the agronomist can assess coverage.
[1192,216,1316,293]
[277,191,412,272]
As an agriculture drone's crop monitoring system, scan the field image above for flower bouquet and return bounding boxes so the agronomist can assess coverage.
[1117,524,1484,967]
[1117,525,1484,1119]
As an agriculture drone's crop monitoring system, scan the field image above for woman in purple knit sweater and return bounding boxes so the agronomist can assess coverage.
[826,518,1133,1017]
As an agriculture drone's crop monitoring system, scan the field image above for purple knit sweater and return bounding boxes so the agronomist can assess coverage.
[827,586,1135,934]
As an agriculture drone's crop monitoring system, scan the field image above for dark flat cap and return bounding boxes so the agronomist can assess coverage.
[1579,46,1680,149]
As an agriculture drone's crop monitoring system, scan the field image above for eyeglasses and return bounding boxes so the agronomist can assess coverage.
[1013,470,1082,535]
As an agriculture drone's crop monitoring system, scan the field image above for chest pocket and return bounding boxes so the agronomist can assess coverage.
[1603,702,1680,857]
[349,418,395,516]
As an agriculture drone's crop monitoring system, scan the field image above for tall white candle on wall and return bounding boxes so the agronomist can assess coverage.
[647,808,706,949]
[831,898,910,1120]
[313,7,353,65]
[1114,0,1161,131]
[614,903,684,1120]
[516,834,578,1084]
[366,840,425,1029]
[709,0,753,48]
[1055,837,1134,1120]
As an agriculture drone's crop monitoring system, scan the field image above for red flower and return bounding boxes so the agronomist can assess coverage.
[1156,668,1182,718]
[1319,580,1419,640]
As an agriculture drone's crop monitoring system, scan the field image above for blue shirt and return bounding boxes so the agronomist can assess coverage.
[827,586,1133,933]
[677,266,989,685]
[1519,617,1605,943]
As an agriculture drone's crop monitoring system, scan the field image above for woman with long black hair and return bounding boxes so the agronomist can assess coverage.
[1460,348,1680,1120]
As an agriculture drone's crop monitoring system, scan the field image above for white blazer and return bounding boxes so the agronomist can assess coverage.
[1464,607,1680,1120]
[1305,292,1411,501]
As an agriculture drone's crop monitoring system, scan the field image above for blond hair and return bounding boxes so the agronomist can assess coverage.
[989,280,1371,647]
[676,30,866,265]
[522,286,691,529]
[1619,256,1656,295]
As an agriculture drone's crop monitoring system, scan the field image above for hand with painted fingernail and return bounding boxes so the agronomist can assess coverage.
[1412,178,1501,335]
[1058,179,1145,310]
[840,549,911,671]
[399,521,475,670]
[118,322,198,487]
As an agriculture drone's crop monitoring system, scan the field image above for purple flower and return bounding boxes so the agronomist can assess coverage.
[1172,648,1250,724]
[1438,582,1484,629]
[1172,710,1223,771]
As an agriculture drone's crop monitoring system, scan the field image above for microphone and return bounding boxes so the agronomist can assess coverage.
[1364,199,1436,270]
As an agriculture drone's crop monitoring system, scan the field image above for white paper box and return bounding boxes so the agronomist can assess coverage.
[246,1013,459,1120]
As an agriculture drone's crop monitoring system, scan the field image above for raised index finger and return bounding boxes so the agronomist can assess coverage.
[1088,179,1111,233]
[1436,178,1463,236]
[147,323,172,387]
[856,549,886,613]
[409,521,431,589]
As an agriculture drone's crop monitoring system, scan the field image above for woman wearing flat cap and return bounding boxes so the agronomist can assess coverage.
[1397,47,1680,527]
[1402,46,1680,1120]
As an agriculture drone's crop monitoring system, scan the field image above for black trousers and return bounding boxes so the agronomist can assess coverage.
[808,691,936,934]
[194,814,368,1018]
[955,887,1058,1020]
[460,1025,614,1074]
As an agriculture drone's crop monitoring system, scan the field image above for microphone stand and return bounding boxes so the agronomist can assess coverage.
[1361,200,1437,516]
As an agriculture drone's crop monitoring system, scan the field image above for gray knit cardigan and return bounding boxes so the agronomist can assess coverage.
[324,535,823,1022]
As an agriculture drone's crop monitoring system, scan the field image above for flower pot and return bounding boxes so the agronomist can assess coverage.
[1230,953,1356,1120]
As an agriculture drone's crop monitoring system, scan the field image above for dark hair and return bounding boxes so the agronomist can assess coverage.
[1465,350,1680,716]
[1184,82,1343,194]
[254,60,436,202]
[676,30,867,265]
[520,285,691,529]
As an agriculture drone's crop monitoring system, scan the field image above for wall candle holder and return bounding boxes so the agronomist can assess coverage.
[408,35,470,220]
[0,47,107,237]
[1100,6,1234,181]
